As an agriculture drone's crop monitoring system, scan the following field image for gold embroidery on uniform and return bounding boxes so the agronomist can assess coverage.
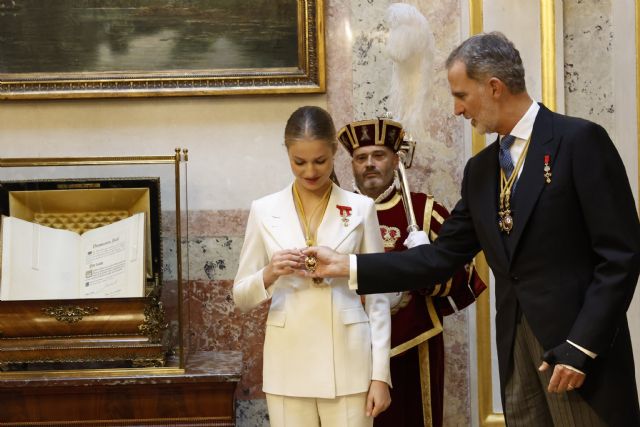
[375,192,403,211]
[390,296,443,357]
[431,210,445,225]
[418,341,433,427]
[379,225,402,249]
[423,195,435,237]
[430,284,442,296]
[441,278,453,296]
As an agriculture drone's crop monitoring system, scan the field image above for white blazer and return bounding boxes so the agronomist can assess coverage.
[233,182,391,398]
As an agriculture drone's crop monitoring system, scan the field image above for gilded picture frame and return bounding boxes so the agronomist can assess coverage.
[0,0,325,100]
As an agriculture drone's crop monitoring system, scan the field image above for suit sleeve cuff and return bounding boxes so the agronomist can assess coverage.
[348,254,358,290]
[566,340,597,359]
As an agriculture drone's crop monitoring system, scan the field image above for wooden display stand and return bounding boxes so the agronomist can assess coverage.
[0,351,242,427]
[0,152,243,426]
[0,177,165,368]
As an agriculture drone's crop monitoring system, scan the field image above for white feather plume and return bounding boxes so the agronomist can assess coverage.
[385,3,435,143]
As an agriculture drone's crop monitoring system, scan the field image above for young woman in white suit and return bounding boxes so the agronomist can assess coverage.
[233,106,392,427]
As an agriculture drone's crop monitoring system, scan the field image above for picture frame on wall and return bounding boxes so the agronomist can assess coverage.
[0,0,325,99]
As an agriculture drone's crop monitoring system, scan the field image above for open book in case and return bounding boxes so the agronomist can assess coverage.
[0,151,188,374]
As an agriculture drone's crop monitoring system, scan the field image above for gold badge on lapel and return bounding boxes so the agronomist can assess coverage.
[336,205,352,227]
[544,154,552,184]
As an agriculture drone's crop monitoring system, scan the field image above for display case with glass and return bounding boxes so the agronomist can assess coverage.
[0,149,189,374]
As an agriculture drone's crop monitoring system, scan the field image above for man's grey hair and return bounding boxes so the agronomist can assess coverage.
[445,32,526,94]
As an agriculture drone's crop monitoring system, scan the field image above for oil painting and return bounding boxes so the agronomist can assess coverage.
[0,0,325,98]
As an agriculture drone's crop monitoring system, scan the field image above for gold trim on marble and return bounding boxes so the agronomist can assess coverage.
[469,0,483,36]
[540,0,557,111]
[175,148,187,370]
[637,0,640,214]
[469,1,505,426]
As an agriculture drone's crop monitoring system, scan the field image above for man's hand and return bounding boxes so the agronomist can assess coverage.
[299,246,350,278]
[539,362,586,393]
[540,342,590,393]
[403,230,429,248]
[366,380,391,417]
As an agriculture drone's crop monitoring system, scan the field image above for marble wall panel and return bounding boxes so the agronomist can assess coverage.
[347,0,465,208]
[563,0,614,134]
[236,399,270,427]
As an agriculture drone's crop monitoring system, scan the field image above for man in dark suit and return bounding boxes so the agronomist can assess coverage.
[302,32,640,426]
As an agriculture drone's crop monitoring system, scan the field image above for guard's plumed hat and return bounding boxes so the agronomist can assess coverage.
[337,118,405,156]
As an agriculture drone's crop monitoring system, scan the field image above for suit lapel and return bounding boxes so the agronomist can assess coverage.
[507,105,559,260]
[475,139,508,265]
[316,185,363,250]
[262,183,307,250]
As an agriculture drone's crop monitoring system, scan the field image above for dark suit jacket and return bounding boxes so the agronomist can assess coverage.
[356,105,640,425]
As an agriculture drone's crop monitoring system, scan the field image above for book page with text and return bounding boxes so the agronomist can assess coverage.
[0,216,80,301]
[79,212,145,298]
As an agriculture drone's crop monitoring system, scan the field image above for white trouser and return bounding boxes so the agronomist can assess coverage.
[266,392,372,427]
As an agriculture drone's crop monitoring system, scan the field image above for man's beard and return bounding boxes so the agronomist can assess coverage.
[354,171,399,203]
[355,174,386,197]
[473,96,498,134]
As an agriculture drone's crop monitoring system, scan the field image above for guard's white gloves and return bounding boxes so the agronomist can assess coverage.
[403,230,430,249]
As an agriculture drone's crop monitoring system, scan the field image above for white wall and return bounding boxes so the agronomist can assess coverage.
[0,95,327,211]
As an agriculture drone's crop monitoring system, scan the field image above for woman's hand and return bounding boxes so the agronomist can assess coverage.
[263,249,304,288]
[366,380,391,417]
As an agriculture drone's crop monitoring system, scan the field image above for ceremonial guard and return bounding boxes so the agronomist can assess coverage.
[338,118,486,427]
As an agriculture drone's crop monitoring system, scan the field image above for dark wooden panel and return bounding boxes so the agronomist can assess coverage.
[0,381,236,425]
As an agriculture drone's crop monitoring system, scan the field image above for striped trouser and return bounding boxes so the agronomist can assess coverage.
[504,316,607,427]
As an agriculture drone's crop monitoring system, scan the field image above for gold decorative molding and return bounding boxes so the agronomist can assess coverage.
[468,1,504,426]
[637,0,640,214]
[469,0,483,37]
[0,366,185,380]
[469,0,486,159]
[42,305,99,324]
[139,278,168,345]
[540,0,557,111]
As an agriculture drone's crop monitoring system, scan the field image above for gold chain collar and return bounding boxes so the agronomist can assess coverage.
[498,136,531,234]
[292,182,333,246]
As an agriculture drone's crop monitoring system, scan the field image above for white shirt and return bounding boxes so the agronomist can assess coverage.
[501,100,539,180]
